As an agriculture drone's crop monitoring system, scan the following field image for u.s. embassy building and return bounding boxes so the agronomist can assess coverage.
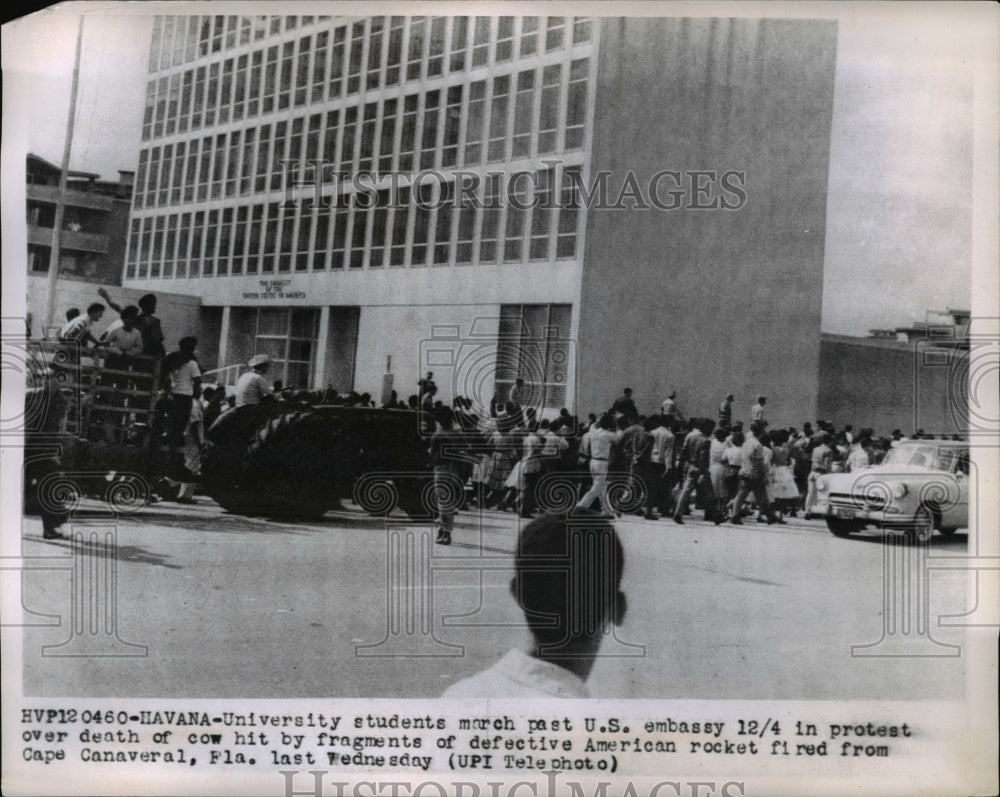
[122,13,837,423]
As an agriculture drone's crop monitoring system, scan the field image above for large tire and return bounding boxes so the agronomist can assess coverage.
[201,441,258,515]
[826,517,863,538]
[202,405,283,515]
[239,411,362,519]
[396,478,437,521]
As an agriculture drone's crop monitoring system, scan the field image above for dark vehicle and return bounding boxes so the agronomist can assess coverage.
[202,403,435,519]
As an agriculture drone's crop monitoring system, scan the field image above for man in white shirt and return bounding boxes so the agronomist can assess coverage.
[731,420,775,525]
[648,414,676,517]
[103,306,143,359]
[58,302,105,347]
[442,511,626,698]
[575,414,623,516]
[661,390,683,423]
[234,354,273,407]
[751,396,767,425]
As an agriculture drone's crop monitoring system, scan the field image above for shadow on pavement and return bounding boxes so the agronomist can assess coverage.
[28,533,182,570]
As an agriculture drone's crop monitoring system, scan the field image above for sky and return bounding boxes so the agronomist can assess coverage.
[2,2,993,336]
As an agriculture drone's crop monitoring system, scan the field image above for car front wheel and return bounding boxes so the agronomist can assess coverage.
[905,505,936,545]
[826,517,864,538]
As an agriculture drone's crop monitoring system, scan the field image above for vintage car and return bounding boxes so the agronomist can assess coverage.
[813,440,969,543]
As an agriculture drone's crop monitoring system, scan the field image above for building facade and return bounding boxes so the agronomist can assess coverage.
[27,154,134,286]
[123,14,837,424]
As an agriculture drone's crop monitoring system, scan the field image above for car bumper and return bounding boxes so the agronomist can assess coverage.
[814,502,904,526]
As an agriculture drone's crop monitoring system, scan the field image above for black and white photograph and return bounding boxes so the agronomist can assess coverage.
[2,2,998,795]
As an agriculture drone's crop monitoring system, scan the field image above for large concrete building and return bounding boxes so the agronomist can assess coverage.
[122,13,838,424]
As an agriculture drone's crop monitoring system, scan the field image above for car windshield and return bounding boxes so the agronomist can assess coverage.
[882,444,962,472]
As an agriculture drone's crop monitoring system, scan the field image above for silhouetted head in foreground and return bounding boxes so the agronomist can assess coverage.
[513,510,626,679]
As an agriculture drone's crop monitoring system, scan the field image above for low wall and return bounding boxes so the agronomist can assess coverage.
[27,276,203,357]
[817,334,966,437]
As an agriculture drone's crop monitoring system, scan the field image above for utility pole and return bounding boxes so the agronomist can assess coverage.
[43,15,85,335]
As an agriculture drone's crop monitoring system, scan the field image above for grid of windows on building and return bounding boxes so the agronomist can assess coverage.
[494,304,572,409]
[128,166,583,277]
[127,15,594,280]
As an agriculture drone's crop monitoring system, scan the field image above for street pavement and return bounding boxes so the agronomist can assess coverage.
[18,498,970,699]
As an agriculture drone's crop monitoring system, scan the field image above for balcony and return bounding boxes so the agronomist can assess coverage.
[26,183,115,212]
[28,224,109,254]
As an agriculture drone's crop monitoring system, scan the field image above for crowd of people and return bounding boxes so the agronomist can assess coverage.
[34,291,958,543]
[413,383,961,544]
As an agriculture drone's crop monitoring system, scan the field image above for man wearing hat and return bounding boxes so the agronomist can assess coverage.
[235,354,273,407]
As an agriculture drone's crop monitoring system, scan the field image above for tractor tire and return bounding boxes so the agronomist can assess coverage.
[396,478,437,521]
[202,405,278,515]
[239,410,363,519]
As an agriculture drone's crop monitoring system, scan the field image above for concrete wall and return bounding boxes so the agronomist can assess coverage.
[197,306,223,374]
[577,17,838,426]
[27,275,202,347]
[353,306,504,413]
[818,335,966,437]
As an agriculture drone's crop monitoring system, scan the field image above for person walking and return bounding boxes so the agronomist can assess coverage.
[648,414,675,517]
[430,406,465,545]
[485,416,517,509]
[708,427,730,522]
[730,420,775,525]
[673,418,717,524]
[575,414,622,517]
[519,421,543,518]
[722,429,745,519]
[768,429,799,521]
[804,432,835,518]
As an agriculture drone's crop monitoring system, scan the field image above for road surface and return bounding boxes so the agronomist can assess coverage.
[17,498,970,699]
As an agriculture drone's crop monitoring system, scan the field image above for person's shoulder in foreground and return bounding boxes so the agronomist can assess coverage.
[442,647,589,698]
[442,509,626,699]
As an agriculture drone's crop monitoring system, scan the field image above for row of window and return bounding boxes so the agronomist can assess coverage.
[149,14,329,72]
[133,59,591,210]
[126,166,582,279]
[142,16,593,142]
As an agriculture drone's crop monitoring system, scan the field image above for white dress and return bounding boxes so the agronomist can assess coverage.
[769,446,800,500]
